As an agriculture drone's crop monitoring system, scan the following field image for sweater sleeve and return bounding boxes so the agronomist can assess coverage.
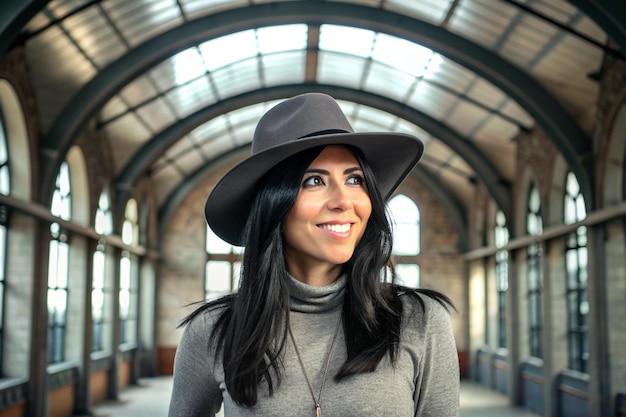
[412,296,460,417]
[168,310,223,417]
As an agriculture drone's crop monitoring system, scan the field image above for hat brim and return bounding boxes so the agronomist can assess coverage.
[205,131,424,246]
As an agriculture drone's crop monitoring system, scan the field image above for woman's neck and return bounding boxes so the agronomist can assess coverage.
[286,261,342,286]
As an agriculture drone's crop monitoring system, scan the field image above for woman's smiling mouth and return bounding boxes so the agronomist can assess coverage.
[318,223,352,233]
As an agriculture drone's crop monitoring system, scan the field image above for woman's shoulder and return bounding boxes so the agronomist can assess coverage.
[179,294,235,335]
[397,286,454,313]
[395,286,455,332]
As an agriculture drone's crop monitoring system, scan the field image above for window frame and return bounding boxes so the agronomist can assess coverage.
[526,184,543,359]
[563,172,589,373]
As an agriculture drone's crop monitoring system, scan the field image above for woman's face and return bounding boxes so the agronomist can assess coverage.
[283,145,372,285]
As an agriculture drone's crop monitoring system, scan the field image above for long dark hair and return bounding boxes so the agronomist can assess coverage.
[180,144,453,406]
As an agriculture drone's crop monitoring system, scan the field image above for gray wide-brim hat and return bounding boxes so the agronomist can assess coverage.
[205,92,424,246]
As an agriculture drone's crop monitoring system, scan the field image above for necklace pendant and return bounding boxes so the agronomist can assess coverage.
[316,405,321,417]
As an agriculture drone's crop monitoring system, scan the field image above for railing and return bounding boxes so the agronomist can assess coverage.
[520,358,544,415]
[616,390,626,417]
[556,370,589,417]
[0,377,28,410]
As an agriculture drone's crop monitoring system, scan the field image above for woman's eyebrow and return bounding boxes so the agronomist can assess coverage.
[305,166,362,175]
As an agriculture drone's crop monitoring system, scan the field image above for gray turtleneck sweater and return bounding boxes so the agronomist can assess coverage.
[168,275,459,416]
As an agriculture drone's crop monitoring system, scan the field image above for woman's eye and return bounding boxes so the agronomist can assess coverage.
[347,174,365,185]
[303,175,324,187]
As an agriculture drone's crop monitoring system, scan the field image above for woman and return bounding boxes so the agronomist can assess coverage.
[168,93,460,416]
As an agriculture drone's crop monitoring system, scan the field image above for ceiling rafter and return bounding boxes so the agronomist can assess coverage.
[32,1,592,211]
[157,139,469,251]
[0,0,49,57]
[115,85,511,224]
[567,0,626,55]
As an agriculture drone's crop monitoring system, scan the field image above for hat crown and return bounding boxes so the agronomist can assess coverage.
[252,93,354,154]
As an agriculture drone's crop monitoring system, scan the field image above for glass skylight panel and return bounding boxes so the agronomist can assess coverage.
[164,136,195,157]
[531,0,577,24]
[181,0,247,19]
[262,51,306,86]
[211,58,262,98]
[517,16,559,43]
[171,49,207,84]
[317,52,365,89]
[199,30,258,71]
[354,106,396,131]
[232,122,256,147]
[257,25,307,54]
[450,0,513,48]
[474,116,520,143]
[24,7,52,32]
[65,9,126,67]
[99,98,127,123]
[433,59,476,95]
[88,33,129,68]
[119,77,160,107]
[105,113,152,147]
[168,78,215,117]
[352,120,382,133]
[199,131,237,160]
[335,100,358,118]
[150,57,189,91]
[227,105,264,128]
[112,3,183,47]
[572,15,606,43]
[136,98,177,132]
[372,33,438,78]
[363,62,415,102]
[395,119,431,142]
[466,79,507,109]
[500,100,533,127]
[501,31,549,68]
[319,25,375,57]
[192,115,230,144]
[172,149,205,175]
[445,101,492,137]
[386,0,454,24]
[62,5,103,33]
[408,82,458,120]
[102,0,153,19]
[151,167,183,204]
[47,0,94,17]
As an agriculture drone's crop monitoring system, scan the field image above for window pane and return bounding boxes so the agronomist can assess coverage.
[95,189,113,235]
[206,226,231,254]
[206,261,231,294]
[389,194,420,255]
[92,288,104,320]
[92,250,105,288]
[395,264,420,288]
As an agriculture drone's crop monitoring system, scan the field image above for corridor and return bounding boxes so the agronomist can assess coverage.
[81,377,539,417]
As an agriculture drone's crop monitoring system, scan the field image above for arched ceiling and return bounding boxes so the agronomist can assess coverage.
[2,0,623,248]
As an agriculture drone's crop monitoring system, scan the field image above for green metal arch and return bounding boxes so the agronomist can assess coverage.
[157,143,469,251]
[116,84,511,222]
[39,1,592,209]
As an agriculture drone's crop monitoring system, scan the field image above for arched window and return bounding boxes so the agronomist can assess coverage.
[388,194,420,288]
[0,108,9,368]
[526,184,543,359]
[564,172,589,372]
[120,199,139,345]
[495,210,509,349]
[93,188,113,352]
[205,227,242,300]
[48,161,71,363]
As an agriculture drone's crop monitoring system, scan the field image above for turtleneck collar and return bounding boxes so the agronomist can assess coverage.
[288,273,346,313]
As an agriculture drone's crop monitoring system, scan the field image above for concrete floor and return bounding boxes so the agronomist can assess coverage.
[80,376,539,416]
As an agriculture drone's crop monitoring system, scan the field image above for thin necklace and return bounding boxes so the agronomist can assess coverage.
[288,313,342,417]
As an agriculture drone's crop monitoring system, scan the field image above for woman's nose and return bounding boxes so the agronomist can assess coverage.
[327,184,353,211]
